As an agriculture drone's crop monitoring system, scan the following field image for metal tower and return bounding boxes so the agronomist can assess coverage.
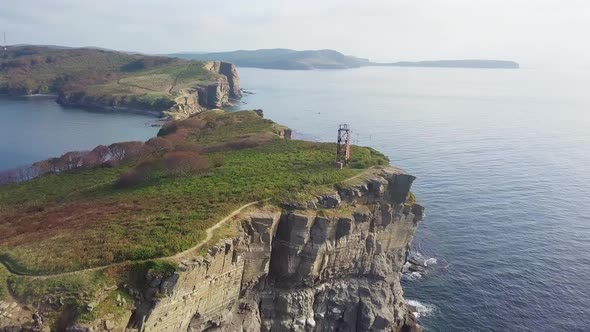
[336,124,351,165]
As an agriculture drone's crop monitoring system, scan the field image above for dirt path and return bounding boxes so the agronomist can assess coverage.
[0,200,262,279]
[0,167,380,279]
[172,200,265,262]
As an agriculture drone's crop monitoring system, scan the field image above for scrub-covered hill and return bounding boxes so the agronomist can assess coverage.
[0,46,241,118]
[0,110,389,274]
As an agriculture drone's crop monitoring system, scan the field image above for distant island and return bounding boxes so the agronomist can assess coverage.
[370,59,520,69]
[0,46,241,119]
[171,48,370,70]
[172,49,519,70]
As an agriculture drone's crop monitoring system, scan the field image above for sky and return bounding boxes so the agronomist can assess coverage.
[1,0,589,67]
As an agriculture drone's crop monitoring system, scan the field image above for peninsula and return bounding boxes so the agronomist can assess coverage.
[370,59,520,69]
[0,110,423,332]
[0,46,241,119]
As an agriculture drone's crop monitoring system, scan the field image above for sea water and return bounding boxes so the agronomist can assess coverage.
[235,66,590,331]
[0,96,158,171]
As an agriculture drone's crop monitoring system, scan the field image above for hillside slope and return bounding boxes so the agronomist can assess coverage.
[0,46,241,118]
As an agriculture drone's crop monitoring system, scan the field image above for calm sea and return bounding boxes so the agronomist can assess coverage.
[0,96,158,171]
[235,66,590,331]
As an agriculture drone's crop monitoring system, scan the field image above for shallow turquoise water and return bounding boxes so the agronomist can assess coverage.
[0,96,158,170]
[236,66,590,331]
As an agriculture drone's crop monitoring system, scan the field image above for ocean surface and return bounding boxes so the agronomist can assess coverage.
[1,67,589,331]
[235,66,590,331]
[0,96,158,171]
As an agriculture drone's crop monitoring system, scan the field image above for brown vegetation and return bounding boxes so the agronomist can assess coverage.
[115,159,157,188]
[163,151,209,177]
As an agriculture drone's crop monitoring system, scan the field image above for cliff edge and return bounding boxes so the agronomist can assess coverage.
[126,167,423,332]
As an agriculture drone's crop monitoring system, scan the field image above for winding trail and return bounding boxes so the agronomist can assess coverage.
[0,167,381,279]
[172,199,266,262]
[0,200,262,279]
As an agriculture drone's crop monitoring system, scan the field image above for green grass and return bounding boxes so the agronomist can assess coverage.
[77,288,133,323]
[4,259,175,325]
[0,111,389,274]
[7,271,105,303]
[0,264,8,300]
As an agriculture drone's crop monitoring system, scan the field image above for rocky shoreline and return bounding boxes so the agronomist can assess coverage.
[57,99,164,118]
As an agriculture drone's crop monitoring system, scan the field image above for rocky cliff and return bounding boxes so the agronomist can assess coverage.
[125,167,423,332]
[153,61,241,119]
[203,61,242,100]
[57,61,241,120]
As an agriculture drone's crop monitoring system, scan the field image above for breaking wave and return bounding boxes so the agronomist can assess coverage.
[405,299,435,319]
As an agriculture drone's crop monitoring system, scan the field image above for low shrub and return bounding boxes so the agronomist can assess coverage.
[210,153,225,168]
[144,137,174,154]
[163,151,208,176]
[114,158,158,188]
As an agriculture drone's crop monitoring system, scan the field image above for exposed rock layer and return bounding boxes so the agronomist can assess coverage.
[57,61,241,120]
[129,167,423,332]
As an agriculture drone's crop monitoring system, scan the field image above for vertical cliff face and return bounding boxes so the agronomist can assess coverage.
[130,167,424,332]
[201,61,241,104]
[218,62,242,100]
[163,61,240,119]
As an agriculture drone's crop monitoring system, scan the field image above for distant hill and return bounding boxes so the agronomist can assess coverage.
[0,46,241,118]
[370,60,520,69]
[171,49,370,70]
[172,49,518,70]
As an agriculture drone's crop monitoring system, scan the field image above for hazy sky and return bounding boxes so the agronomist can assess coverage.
[1,0,589,66]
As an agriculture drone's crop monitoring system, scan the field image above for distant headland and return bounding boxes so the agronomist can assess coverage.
[170,48,371,70]
[172,48,519,70]
[369,59,520,69]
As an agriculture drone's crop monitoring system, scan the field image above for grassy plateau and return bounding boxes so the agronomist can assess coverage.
[0,110,388,275]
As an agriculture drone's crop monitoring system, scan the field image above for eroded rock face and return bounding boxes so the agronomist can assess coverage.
[196,80,230,109]
[166,61,241,119]
[218,62,241,100]
[165,91,206,120]
[130,167,423,332]
[202,61,242,101]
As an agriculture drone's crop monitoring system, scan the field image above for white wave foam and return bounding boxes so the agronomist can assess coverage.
[402,262,411,273]
[405,299,434,319]
[402,271,423,281]
[424,258,438,266]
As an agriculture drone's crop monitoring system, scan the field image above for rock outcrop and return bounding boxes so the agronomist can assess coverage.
[203,61,242,100]
[163,61,241,119]
[128,167,424,332]
[57,61,241,120]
